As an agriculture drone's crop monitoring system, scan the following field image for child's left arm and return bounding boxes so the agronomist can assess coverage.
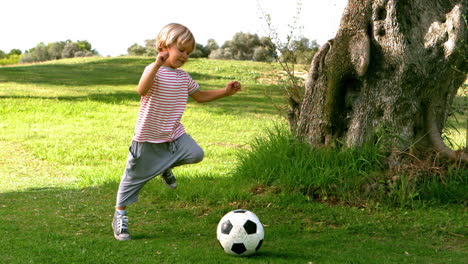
[191,81,241,103]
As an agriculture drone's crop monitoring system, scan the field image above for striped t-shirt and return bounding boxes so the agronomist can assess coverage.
[132,64,200,143]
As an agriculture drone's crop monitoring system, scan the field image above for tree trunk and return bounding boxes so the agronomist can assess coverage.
[290,0,467,164]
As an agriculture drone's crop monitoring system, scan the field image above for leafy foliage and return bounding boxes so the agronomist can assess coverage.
[0,49,22,65]
[279,37,319,65]
[127,32,316,63]
[0,54,21,66]
[127,43,147,56]
[19,40,98,63]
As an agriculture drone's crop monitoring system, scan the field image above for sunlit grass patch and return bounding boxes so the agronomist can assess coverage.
[0,57,466,264]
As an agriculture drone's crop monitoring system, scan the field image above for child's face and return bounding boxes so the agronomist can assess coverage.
[162,41,194,68]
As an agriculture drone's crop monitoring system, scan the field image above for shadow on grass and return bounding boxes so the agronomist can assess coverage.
[0,90,284,116]
[252,250,307,261]
[0,92,140,104]
[0,57,288,117]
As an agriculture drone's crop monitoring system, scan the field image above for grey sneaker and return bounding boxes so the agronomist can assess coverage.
[161,169,177,189]
[112,212,131,241]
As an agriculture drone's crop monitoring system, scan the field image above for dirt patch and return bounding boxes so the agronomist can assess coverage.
[256,70,309,85]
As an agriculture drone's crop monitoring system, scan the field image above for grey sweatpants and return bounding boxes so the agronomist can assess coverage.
[116,134,204,207]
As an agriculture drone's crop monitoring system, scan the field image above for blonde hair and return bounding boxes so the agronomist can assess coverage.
[156,23,195,52]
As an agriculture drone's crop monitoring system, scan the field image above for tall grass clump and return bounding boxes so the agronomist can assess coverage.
[385,161,467,207]
[235,125,386,205]
[235,125,467,207]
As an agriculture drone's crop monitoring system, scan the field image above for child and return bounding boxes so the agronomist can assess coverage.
[112,23,241,241]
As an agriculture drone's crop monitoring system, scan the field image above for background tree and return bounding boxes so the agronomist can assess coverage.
[229,32,261,60]
[190,43,209,58]
[127,43,146,56]
[294,38,320,65]
[279,37,319,65]
[19,40,98,63]
[290,0,467,164]
[254,37,277,62]
[7,49,22,56]
[61,43,81,58]
[205,38,219,57]
[253,46,274,62]
[144,39,157,57]
[75,40,98,57]
[0,49,22,65]
[48,42,66,60]
[209,46,234,60]
[75,40,93,53]
[128,34,279,62]
[209,32,277,62]
[25,42,49,62]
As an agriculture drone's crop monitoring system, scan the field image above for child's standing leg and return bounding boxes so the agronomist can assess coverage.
[112,134,204,241]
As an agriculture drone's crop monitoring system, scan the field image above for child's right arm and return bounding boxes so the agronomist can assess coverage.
[136,52,169,96]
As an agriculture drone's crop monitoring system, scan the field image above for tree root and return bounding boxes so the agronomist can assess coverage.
[427,105,468,163]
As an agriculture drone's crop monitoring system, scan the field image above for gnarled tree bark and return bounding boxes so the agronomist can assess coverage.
[290,0,467,164]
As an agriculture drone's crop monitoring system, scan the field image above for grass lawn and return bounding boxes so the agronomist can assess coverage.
[0,57,466,263]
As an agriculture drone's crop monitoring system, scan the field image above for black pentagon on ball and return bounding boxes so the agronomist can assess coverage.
[255,239,263,251]
[221,220,233,235]
[243,220,257,234]
[231,243,247,254]
[234,209,247,213]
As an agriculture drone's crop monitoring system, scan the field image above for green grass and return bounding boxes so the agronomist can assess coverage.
[0,57,466,263]
[235,125,467,208]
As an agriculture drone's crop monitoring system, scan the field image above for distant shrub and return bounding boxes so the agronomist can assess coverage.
[127,43,147,56]
[20,44,50,63]
[19,52,35,64]
[253,46,275,62]
[8,49,22,56]
[127,40,211,58]
[74,51,95,57]
[32,43,50,62]
[126,33,280,62]
[19,40,98,64]
[190,44,208,58]
[62,43,81,58]
[209,48,234,60]
[128,34,278,62]
[144,39,156,57]
[207,33,277,62]
[228,32,261,60]
[48,42,66,60]
[0,54,21,65]
[205,39,219,57]
[0,49,22,65]
[279,38,319,65]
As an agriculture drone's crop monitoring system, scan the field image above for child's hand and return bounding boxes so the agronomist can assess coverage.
[156,51,169,67]
[225,81,241,96]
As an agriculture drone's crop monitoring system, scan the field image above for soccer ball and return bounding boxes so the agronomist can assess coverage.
[216,209,264,256]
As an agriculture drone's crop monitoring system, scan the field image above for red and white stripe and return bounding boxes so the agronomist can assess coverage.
[133,65,199,143]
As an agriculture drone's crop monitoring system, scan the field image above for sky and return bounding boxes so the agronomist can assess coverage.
[0,0,348,57]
